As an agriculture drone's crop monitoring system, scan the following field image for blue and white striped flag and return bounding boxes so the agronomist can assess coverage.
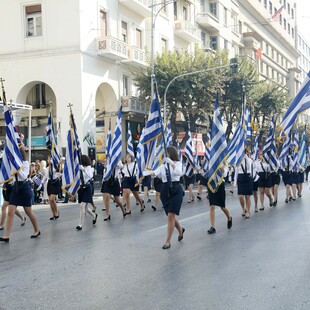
[46,112,60,168]
[298,131,307,168]
[279,135,291,169]
[165,120,173,146]
[245,106,251,141]
[235,94,247,167]
[152,137,164,170]
[269,139,279,171]
[253,136,259,161]
[207,93,228,192]
[227,122,242,165]
[184,131,195,177]
[262,117,275,162]
[106,124,112,161]
[103,110,122,181]
[127,122,135,157]
[176,141,182,160]
[280,71,310,138]
[291,130,299,170]
[0,145,13,184]
[3,105,23,175]
[62,128,80,198]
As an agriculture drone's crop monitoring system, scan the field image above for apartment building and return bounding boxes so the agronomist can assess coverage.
[0,0,304,159]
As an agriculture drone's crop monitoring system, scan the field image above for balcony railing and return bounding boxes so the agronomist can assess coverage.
[196,12,220,32]
[126,46,148,67]
[96,36,128,60]
[121,96,147,114]
[174,20,201,42]
[119,0,151,16]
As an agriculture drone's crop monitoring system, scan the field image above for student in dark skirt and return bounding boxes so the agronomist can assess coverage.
[141,174,152,204]
[207,167,232,234]
[184,173,195,203]
[151,176,162,211]
[281,155,293,203]
[76,155,98,230]
[255,152,273,210]
[197,158,208,201]
[297,165,305,198]
[0,148,40,242]
[101,160,126,221]
[0,181,26,230]
[46,156,62,220]
[153,146,185,249]
[270,160,281,206]
[235,151,253,218]
[122,154,144,215]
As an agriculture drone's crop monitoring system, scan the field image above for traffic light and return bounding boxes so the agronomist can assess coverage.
[230,58,238,74]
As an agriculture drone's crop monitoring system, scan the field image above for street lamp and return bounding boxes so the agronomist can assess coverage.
[150,0,178,96]
[163,59,238,124]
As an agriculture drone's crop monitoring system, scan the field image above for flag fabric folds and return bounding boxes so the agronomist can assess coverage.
[279,71,310,138]
[127,122,135,157]
[245,106,251,142]
[3,105,23,176]
[165,120,173,146]
[184,131,195,177]
[207,93,228,192]
[0,145,13,184]
[271,5,284,21]
[46,112,60,168]
[103,109,122,181]
[279,135,291,169]
[227,122,242,165]
[253,136,259,161]
[262,117,275,162]
[298,131,307,168]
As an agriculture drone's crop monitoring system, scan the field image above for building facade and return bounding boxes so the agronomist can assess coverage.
[0,0,305,160]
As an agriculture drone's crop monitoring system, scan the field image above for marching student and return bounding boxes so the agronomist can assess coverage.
[152,146,185,249]
[150,175,162,211]
[75,155,98,230]
[0,181,26,230]
[184,169,195,203]
[235,149,253,218]
[196,158,208,201]
[281,155,293,203]
[207,166,232,234]
[270,158,281,206]
[122,154,144,215]
[101,160,126,221]
[255,151,273,210]
[141,174,152,204]
[297,164,305,198]
[0,148,40,242]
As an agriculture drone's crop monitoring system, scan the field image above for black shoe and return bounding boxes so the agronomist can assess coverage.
[0,227,4,231]
[31,231,41,238]
[227,217,232,229]
[197,195,201,201]
[259,207,265,211]
[285,198,288,203]
[273,201,277,206]
[178,228,185,241]
[147,199,151,203]
[104,215,110,221]
[151,205,156,211]
[140,207,145,212]
[102,208,106,211]
[126,210,131,215]
[76,225,82,230]
[207,227,216,234]
[93,214,98,225]
[289,196,292,201]
[21,217,26,226]
[55,212,60,219]
[162,244,171,250]
[50,216,55,220]
[0,237,9,242]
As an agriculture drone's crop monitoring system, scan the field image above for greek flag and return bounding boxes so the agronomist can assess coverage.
[165,120,173,146]
[176,141,182,160]
[3,105,23,175]
[127,122,135,157]
[298,131,307,168]
[202,139,210,176]
[235,94,247,167]
[0,145,12,184]
[253,136,259,161]
[70,112,81,152]
[103,110,122,181]
[136,128,147,182]
[280,71,310,138]
[46,112,60,168]
[245,106,251,141]
[269,139,279,171]
[291,130,299,170]
[152,137,164,170]
[62,127,80,198]
[207,93,228,193]
[184,131,195,177]
[262,117,275,162]
[279,135,291,169]
[106,123,112,160]
[227,122,242,165]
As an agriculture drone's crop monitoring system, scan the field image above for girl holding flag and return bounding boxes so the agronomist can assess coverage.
[0,148,40,242]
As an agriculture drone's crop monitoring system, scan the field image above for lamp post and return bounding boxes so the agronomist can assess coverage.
[150,0,178,97]
[163,60,238,125]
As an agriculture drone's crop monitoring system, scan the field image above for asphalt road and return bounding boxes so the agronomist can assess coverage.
[0,184,310,310]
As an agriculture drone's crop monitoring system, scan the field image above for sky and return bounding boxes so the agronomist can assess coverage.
[296,0,310,43]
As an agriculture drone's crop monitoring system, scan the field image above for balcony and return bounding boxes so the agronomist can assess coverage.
[121,96,147,115]
[96,36,128,61]
[174,20,201,42]
[119,0,151,16]
[196,12,220,33]
[242,32,262,50]
[126,46,148,67]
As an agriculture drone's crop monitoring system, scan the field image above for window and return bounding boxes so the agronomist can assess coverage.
[183,6,188,20]
[288,23,290,34]
[209,2,217,17]
[291,8,294,19]
[266,43,269,55]
[232,15,237,33]
[174,1,177,20]
[287,3,290,13]
[200,0,206,12]
[161,38,168,52]
[123,75,129,96]
[121,21,128,43]
[224,39,228,50]
[34,83,46,109]
[264,0,267,9]
[135,29,142,49]
[201,32,206,47]
[100,10,107,36]
[272,49,274,59]
[283,0,286,9]
[279,14,282,25]
[283,18,286,30]
[269,1,272,15]
[224,7,228,26]
[25,4,42,37]
[210,36,217,50]
[292,27,294,38]
[239,21,242,34]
